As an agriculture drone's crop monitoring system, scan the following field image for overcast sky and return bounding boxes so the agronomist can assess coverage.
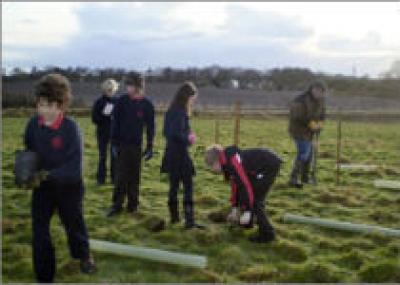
[2,2,400,77]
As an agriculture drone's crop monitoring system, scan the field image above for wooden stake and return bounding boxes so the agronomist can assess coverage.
[336,116,342,185]
[214,118,220,144]
[234,101,241,146]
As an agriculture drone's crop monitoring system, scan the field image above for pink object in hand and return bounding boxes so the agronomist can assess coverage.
[188,132,197,145]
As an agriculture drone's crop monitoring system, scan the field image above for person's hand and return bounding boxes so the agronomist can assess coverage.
[239,211,252,225]
[188,132,197,145]
[308,120,322,132]
[143,147,153,161]
[27,171,48,190]
[227,207,240,224]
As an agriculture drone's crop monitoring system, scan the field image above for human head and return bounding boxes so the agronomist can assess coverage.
[125,72,145,98]
[169,81,198,115]
[308,80,327,100]
[101,78,119,97]
[204,144,224,173]
[34,73,71,122]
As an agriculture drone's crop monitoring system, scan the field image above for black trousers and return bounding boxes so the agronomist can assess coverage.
[112,145,142,210]
[32,180,90,283]
[96,130,115,184]
[250,166,280,235]
[168,173,195,225]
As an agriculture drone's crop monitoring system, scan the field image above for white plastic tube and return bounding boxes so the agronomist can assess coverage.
[338,164,377,171]
[374,179,400,190]
[90,239,207,268]
[283,214,400,238]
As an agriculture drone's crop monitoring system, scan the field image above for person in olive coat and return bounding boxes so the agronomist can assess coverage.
[288,81,327,187]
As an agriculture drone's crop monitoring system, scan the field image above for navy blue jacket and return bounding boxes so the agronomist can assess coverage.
[24,114,83,184]
[91,94,116,136]
[220,146,282,209]
[111,94,155,148]
[161,108,195,177]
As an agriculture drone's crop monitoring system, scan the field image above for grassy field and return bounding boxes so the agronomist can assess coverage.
[2,115,400,283]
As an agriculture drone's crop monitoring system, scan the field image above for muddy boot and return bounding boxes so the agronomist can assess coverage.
[289,160,303,189]
[184,203,205,230]
[168,202,180,224]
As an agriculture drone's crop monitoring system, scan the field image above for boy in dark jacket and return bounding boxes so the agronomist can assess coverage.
[107,72,155,217]
[205,145,282,243]
[91,78,119,185]
[161,82,203,229]
[23,74,96,282]
[288,81,326,187]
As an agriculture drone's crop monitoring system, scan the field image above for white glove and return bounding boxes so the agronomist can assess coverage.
[227,207,240,223]
[239,211,252,225]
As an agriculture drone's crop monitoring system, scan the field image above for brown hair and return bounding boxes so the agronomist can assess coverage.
[34,73,72,109]
[125,72,145,89]
[169,81,198,115]
[204,144,223,168]
[308,80,327,93]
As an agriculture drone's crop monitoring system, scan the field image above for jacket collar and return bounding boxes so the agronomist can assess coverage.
[38,113,64,130]
[218,150,227,166]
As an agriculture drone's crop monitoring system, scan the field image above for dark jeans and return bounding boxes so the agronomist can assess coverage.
[250,166,280,235]
[295,139,313,163]
[112,145,142,210]
[32,180,89,283]
[96,130,115,184]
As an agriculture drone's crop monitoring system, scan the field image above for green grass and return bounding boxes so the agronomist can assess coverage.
[2,115,400,283]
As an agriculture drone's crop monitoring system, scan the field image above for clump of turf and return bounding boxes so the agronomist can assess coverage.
[196,193,220,206]
[141,215,166,233]
[284,262,342,282]
[273,240,308,263]
[208,208,228,223]
[358,260,400,282]
[216,245,248,273]
[194,227,221,245]
[238,265,279,282]
[336,249,366,270]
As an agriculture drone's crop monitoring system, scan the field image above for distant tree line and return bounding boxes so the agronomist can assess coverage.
[2,64,399,108]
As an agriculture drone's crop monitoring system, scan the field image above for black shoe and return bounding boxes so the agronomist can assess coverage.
[127,206,138,213]
[106,207,122,217]
[249,232,276,243]
[185,223,206,230]
[289,181,303,189]
[80,257,97,274]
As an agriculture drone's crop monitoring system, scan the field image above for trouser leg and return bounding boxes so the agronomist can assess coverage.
[32,184,56,283]
[168,174,180,223]
[126,146,142,211]
[96,133,108,184]
[57,181,90,260]
[182,175,195,227]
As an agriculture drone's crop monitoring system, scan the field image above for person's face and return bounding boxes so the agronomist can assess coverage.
[189,94,197,106]
[127,85,142,97]
[311,87,325,100]
[211,161,222,173]
[105,88,115,97]
[37,98,61,124]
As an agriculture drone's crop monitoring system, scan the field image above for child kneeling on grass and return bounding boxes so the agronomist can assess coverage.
[23,74,96,282]
[205,145,282,243]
